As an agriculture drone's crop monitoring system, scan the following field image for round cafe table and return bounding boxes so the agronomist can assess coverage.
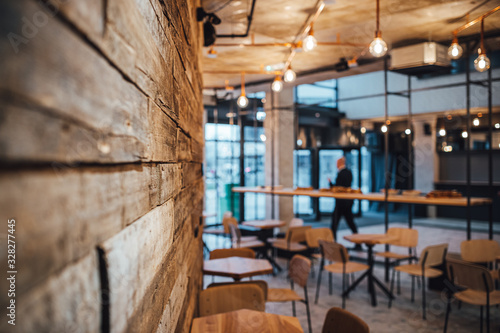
[343,233,399,306]
[191,309,303,333]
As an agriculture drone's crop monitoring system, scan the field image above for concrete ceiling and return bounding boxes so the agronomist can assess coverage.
[200,0,500,91]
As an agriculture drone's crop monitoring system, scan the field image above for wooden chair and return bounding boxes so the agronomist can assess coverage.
[322,307,370,333]
[228,223,266,251]
[223,216,258,243]
[267,255,313,333]
[389,243,448,320]
[306,228,335,257]
[461,239,500,281]
[375,227,418,294]
[271,226,312,267]
[199,283,265,316]
[207,280,268,300]
[444,257,500,333]
[315,240,369,308]
[267,217,304,244]
[203,211,232,252]
[209,248,256,260]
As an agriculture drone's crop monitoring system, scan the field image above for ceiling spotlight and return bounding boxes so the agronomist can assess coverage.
[206,46,217,58]
[461,130,468,138]
[303,25,317,52]
[237,72,249,108]
[474,19,491,73]
[284,67,296,83]
[272,76,283,92]
[495,123,500,129]
[405,128,411,135]
[473,118,480,126]
[439,129,446,136]
[381,125,388,133]
[260,134,267,142]
[347,58,359,68]
[360,127,366,134]
[448,35,463,60]
[369,0,387,57]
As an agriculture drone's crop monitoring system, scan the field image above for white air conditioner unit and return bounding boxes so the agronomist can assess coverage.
[390,42,451,75]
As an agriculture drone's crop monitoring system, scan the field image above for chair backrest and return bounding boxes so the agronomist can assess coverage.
[207,280,268,300]
[460,239,499,263]
[223,216,238,234]
[387,227,418,248]
[228,223,241,245]
[419,243,448,267]
[305,228,334,248]
[322,307,370,333]
[319,240,349,263]
[286,226,312,244]
[289,255,311,288]
[446,257,495,293]
[209,248,256,260]
[199,284,265,316]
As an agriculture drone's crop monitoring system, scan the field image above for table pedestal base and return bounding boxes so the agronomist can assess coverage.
[342,244,394,306]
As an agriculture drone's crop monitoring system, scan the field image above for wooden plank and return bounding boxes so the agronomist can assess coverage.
[191,138,204,164]
[102,200,174,333]
[46,0,105,39]
[181,162,203,189]
[0,1,150,164]
[0,252,101,333]
[0,165,158,294]
[105,0,175,114]
[0,102,144,163]
[177,128,193,162]
[127,210,203,333]
[148,100,177,162]
[159,163,182,204]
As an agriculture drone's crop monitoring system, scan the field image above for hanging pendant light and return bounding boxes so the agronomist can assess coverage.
[206,46,217,58]
[447,34,463,59]
[283,66,296,83]
[474,19,491,72]
[302,24,317,52]
[272,76,283,92]
[369,0,388,57]
[237,72,249,108]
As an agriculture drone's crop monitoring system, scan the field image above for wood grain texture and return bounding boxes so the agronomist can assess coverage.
[191,309,303,333]
[0,0,203,331]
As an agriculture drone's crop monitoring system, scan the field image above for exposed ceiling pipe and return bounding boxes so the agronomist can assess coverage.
[216,0,257,38]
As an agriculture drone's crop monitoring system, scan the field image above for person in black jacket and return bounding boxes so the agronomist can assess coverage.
[328,157,361,250]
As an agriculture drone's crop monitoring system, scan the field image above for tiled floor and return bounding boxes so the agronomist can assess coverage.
[203,219,500,333]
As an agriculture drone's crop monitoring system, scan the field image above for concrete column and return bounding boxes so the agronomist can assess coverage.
[412,116,438,217]
[264,87,295,222]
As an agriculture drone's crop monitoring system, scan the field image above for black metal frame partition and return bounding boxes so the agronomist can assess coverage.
[350,53,497,242]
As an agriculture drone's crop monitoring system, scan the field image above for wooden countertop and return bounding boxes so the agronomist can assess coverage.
[232,187,492,206]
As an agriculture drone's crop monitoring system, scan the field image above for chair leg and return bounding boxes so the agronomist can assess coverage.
[315,266,323,304]
[486,303,489,333]
[397,270,401,295]
[411,276,415,302]
[389,268,396,308]
[292,301,296,317]
[443,292,451,333]
[480,306,483,333]
[342,273,346,309]
[329,272,333,295]
[304,287,312,333]
[422,275,426,320]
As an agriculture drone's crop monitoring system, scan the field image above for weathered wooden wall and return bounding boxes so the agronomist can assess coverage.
[0,0,204,332]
